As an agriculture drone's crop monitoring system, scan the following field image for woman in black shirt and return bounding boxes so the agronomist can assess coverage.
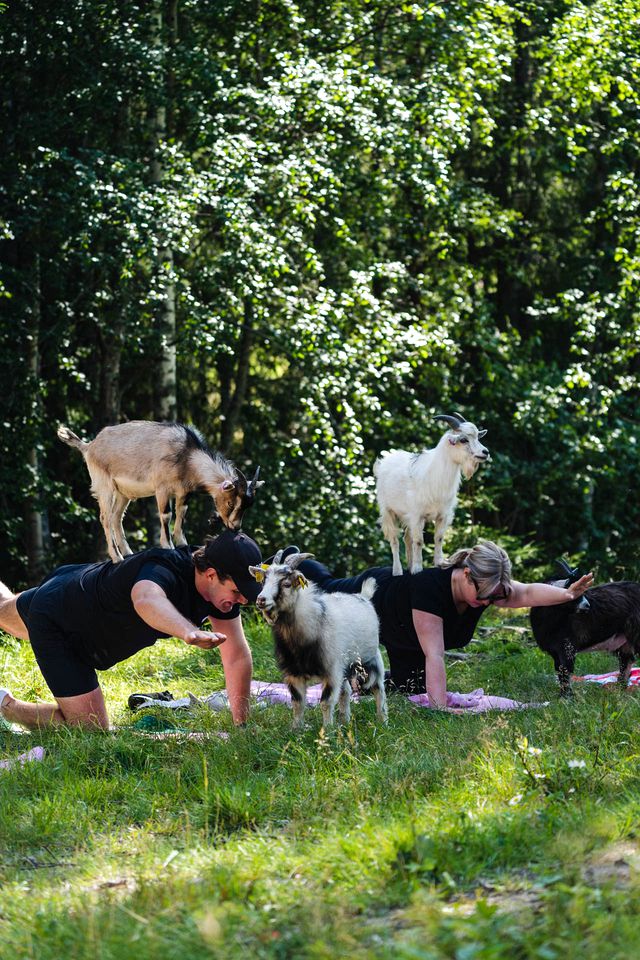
[290,541,592,708]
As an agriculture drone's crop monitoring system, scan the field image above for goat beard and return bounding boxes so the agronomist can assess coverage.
[462,461,481,480]
[260,608,279,625]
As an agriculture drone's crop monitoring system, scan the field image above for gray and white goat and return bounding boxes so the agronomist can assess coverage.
[530,560,640,696]
[374,413,490,574]
[58,420,263,562]
[249,551,388,729]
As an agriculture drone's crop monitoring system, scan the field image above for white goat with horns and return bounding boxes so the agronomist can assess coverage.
[374,413,490,574]
[58,420,263,562]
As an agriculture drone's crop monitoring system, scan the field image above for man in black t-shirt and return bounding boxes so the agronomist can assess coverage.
[0,529,262,729]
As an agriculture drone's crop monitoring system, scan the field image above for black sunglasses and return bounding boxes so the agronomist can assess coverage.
[469,575,509,603]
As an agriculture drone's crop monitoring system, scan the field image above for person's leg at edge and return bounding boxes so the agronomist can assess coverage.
[0,687,109,730]
[1,577,110,730]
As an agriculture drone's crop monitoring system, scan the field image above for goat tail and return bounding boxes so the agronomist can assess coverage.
[360,577,377,601]
[57,425,88,451]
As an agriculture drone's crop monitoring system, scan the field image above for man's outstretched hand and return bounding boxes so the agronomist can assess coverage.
[184,630,226,649]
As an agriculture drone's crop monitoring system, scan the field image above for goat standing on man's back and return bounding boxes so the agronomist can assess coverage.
[374,412,490,574]
[58,420,263,562]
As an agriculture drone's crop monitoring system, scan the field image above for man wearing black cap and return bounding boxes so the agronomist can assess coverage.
[0,529,262,729]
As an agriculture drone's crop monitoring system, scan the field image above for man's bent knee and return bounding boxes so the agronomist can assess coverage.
[56,688,110,729]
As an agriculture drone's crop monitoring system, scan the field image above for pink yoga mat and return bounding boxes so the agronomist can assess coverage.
[250,681,543,713]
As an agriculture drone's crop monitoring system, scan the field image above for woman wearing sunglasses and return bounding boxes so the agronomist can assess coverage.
[278,541,593,709]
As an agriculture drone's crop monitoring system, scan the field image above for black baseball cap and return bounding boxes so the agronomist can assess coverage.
[202,528,263,602]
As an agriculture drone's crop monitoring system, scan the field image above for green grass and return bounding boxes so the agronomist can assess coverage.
[2,611,640,958]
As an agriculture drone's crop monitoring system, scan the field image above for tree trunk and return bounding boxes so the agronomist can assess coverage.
[152,0,177,422]
[25,251,45,581]
[219,298,254,452]
[97,318,123,427]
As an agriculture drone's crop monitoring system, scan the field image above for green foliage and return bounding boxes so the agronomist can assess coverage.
[1,0,639,582]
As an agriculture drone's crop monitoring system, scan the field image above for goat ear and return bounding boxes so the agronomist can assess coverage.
[477,428,487,438]
[555,558,581,584]
[292,572,309,589]
[248,565,266,583]
[285,552,314,570]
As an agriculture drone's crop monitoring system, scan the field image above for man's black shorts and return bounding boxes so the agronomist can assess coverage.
[16,566,100,699]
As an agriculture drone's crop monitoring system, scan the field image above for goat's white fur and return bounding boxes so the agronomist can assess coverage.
[58,421,262,562]
[374,417,489,574]
[251,555,388,729]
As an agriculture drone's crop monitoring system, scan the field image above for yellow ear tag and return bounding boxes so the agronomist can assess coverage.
[254,569,265,584]
[254,563,270,584]
[294,572,308,590]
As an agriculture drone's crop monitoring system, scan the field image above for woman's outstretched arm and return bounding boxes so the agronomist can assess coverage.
[497,573,593,609]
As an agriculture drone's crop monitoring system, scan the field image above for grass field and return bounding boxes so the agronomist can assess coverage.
[2,609,640,959]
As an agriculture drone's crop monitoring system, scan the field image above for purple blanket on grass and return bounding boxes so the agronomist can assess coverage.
[250,681,544,713]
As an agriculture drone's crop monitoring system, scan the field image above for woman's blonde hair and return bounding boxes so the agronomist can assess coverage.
[441,540,512,598]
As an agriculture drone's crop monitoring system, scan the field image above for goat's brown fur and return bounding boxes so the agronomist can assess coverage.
[58,421,262,561]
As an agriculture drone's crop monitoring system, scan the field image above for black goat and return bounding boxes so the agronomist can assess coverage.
[530,561,640,696]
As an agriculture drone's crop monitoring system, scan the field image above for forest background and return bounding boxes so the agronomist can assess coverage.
[1,0,639,588]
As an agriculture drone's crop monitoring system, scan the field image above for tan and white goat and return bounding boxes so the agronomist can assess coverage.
[58,420,263,561]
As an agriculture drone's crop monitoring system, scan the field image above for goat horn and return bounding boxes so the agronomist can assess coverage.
[434,413,465,430]
[247,466,261,496]
[285,552,314,569]
[273,549,284,565]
